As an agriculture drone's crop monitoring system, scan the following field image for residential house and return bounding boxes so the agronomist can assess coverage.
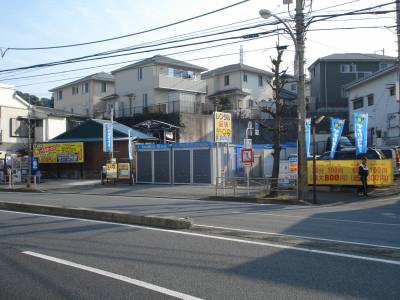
[106,55,207,118]
[345,65,399,146]
[50,72,115,117]
[201,63,274,118]
[308,53,396,131]
[0,83,81,156]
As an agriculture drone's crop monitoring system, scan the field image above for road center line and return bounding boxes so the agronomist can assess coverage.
[240,212,400,226]
[193,224,400,250]
[2,210,400,266]
[22,251,203,300]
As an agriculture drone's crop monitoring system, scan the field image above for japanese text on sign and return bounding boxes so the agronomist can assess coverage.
[33,143,84,163]
[307,160,393,186]
[214,112,232,143]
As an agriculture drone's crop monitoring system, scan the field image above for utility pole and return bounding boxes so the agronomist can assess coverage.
[295,0,307,201]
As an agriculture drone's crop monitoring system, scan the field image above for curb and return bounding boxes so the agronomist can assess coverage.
[0,202,192,230]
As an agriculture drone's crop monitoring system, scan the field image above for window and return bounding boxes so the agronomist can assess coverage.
[258,75,263,86]
[72,86,79,95]
[138,67,143,80]
[82,82,89,94]
[312,67,316,77]
[367,94,374,106]
[290,83,297,91]
[356,72,372,80]
[340,64,356,73]
[390,86,395,96]
[58,90,63,100]
[142,93,148,107]
[379,63,389,70]
[168,68,194,79]
[352,97,363,110]
[224,75,230,86]
[243,73,247,82]
[101,82,107,93]
[10,118,29,137]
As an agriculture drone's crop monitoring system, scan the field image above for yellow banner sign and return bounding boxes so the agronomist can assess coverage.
[33,142,84,163]
[307,160,393,186]
[214,112,232,143]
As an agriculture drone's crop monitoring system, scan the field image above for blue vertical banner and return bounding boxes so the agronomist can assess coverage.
[305,118,311,158]
[103,123,113,152]
[128,130,133,161]
[329,118,345,159]
[354,112,368,155]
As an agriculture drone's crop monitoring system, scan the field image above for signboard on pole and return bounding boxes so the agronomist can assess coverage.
[33,143,84,163]
[118,163,130,179]
[128,130,133,161]
[106,162,118,179]
[214,112,232,143]
[103,123,113,152]
[241,148,254,165]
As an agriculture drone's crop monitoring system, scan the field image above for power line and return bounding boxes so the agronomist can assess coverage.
[0,26,279,74]
[2,36,271,81]
[0,0,249,57]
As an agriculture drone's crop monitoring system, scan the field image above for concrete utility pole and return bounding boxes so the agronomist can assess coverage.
[397,0,400,104]
[295,0,307,201]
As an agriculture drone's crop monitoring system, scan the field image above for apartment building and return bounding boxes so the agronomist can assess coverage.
[50,72,115,117]
[308,53,396,131]
[106,55,207,118]
[201,63,274,118]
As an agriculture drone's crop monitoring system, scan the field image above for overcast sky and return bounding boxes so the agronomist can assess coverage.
[0,0,397,98]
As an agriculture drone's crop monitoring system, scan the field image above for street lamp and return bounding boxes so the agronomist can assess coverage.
[259,6,308,201]
[312,115,325,204]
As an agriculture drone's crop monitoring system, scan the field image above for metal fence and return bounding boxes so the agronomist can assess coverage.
[215,176,297,198]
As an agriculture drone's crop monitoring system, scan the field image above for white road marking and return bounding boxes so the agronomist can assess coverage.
[240,212,400,226]
[22,251,203,300]
[1,210,400,266]
[193,224,400,250]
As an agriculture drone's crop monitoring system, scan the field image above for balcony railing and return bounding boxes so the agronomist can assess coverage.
[156,74,206,93]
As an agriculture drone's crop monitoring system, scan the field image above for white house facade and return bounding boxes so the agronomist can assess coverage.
[346,65,399,146]
[201,63,274,118]
[108,55,208,118]
[50,72,115,117]
[0,83,74,156]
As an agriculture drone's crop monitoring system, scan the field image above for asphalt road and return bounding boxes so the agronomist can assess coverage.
[1,192,400,248]
[1,209,399,299]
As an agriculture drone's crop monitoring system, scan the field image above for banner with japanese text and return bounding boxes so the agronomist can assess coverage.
[33,142,84,163]
[305,118,311,158]
[354,112,368,155]
[214,112,232,143]
[330,118,345,159]
[307,159,393,186]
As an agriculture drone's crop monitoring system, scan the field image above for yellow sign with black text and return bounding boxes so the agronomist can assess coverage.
[307,160,393,186]
[214,112,232,143]
[33,142,84,163]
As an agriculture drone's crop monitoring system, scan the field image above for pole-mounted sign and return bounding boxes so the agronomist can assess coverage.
[103,123,113,153]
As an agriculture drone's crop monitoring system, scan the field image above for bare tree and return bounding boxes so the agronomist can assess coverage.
[259,46,290,196]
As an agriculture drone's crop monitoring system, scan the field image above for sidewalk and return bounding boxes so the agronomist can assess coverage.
[0,178,398,205]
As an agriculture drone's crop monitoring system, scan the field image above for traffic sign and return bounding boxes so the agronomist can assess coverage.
[241,148,254,165]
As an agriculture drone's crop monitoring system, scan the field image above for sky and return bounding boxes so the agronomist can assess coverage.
[0,0,397,98]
